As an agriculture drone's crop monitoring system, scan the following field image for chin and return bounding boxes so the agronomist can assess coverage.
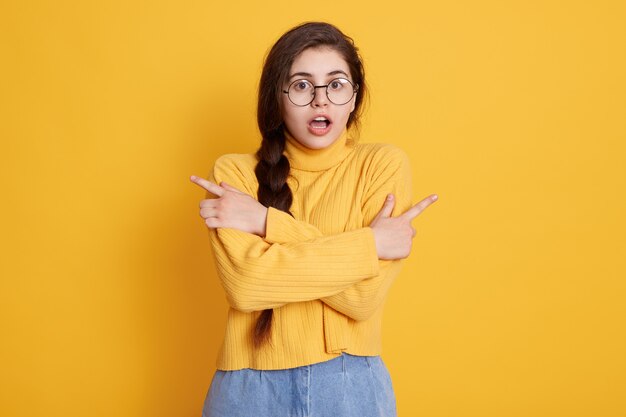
[312,130,342,148]
[307,137,336,150]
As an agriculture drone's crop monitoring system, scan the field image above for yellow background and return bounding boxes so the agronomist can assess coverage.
[1,0,625,416]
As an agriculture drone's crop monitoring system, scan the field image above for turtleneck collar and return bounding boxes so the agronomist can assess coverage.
[284,129,354,172]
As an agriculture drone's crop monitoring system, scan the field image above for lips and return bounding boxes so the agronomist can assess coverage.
[308,115,333,136]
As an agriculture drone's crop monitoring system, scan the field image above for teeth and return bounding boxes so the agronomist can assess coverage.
[314,117,328,121]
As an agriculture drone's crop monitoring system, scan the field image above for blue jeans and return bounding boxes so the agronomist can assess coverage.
[202,353,397,417]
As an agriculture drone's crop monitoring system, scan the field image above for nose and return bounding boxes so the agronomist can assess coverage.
[310,86,328,107]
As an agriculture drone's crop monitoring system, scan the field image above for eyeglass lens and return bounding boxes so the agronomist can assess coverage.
[287,78,355,106]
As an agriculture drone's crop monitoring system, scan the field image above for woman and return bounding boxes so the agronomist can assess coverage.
[190,21,437,417]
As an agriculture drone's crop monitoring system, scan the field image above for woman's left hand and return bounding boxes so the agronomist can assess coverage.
[190,175,268,237]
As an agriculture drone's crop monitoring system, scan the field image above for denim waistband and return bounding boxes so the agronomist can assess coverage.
[203,353,396,417]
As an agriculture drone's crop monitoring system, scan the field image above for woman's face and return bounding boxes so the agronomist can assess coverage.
[281,47,357,150]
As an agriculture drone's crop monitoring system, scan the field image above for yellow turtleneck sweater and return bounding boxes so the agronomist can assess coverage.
[206,129,413,370]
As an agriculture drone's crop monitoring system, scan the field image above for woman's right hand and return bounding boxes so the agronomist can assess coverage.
[190,175,269,237]
[369,194,438,260]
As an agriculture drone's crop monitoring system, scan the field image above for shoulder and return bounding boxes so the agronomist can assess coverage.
[351,141,411,174]
[210,152,259,193]
[211,153,258,180]
[213,152,258,172]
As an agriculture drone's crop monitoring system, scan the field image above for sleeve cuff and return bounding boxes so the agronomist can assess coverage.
[264,206,300,244]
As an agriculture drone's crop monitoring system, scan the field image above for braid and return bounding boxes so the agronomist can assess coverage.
[255,131,293,211]
[253,127,293,347]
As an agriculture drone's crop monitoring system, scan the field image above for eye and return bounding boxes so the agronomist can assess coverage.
[292,80,312,92]
[328,78,348,91]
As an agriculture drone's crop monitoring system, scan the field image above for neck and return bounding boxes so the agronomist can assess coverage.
[283,129,354,172]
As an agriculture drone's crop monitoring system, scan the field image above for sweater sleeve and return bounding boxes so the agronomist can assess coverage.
[264,145,414,320]
[205,154,381,313]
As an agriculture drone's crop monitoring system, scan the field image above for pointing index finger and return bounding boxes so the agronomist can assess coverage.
[190,175,224,197]
[401,194,438,221]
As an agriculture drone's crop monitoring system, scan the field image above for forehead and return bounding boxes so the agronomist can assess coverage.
[289,47,351,77]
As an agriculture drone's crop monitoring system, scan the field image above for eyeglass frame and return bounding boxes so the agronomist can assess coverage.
[282,77,359,107]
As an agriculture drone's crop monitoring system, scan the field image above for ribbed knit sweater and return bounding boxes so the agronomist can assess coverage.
[206,128,413,370]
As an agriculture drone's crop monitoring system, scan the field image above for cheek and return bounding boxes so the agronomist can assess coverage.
[340,105,354,123]
[281,104,308,131]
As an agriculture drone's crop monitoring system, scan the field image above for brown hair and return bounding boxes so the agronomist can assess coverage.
[253,22,367,347]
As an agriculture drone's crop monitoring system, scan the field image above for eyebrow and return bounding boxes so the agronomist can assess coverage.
[288,70,350,80]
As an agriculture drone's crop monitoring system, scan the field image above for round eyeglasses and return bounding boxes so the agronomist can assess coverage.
[282,78,359,106]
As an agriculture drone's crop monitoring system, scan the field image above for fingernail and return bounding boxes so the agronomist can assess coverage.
[432,194,438,201]
[387,194,393,201]
[190,175,196,181]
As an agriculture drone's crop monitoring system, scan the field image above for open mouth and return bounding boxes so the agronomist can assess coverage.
[308,116,333,135]
[310,116,331,129]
